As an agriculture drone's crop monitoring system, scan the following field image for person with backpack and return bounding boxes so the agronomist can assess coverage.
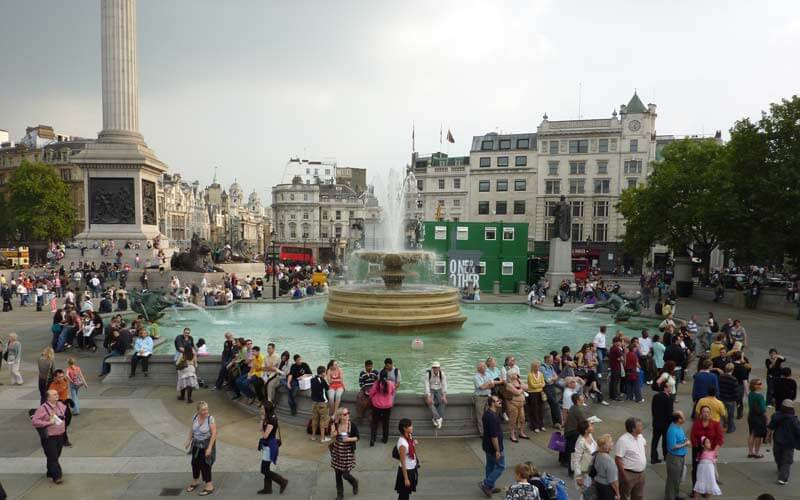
[504,463,540,499]
[768,399,800,485]
[368,370,396,446]
[571,420,598,499]
[423,361,447,429]
[184,401,217,496]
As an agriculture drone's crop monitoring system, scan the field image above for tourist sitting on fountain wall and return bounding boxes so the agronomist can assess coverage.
[287,354,312,416]
[553,292,564,307]
[423,361,447,429]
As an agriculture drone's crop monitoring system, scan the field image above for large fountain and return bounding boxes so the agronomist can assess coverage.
[323,169,467,331]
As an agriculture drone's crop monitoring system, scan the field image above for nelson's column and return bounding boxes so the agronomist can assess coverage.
[72,0,167,242]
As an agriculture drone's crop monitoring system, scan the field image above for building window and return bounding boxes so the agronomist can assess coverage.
[502,262,514,276]
[495,201,507,215]
[456,226,468,240]
[321,231,328,239]
[417,199,423,208]
[453,178,461,189]
[569,161,586,175]
[593,200,609,217]
[594,179,611,194]
[289,223,297,239]
[438,199,445,207]
[335,226,343,237]
[303,193,309,201]
[496,179,508,191]
[325,168,331,175]
[479,157,491,168]
[514,179,526,191]
[485,227,497,240]
[438,179,445,189]
[478,201,490,214]
[435,226,447,240]
[290,214,296,220]
[599,138,609,153]
[548,161,559,175]
[514,156,527,167]
[630,139,639,153]
[571,201,584,217]
[306,168,310,174]
[627,178,638,189]
[623,159,643,174]
[303,211,309,220]
[290,194,295,200]
[478,261,487,275]
[544,223,554,240]
[571,223,583,241]
[517,138,530,149]
[549,141,559,154]
[335,210,342,220]
[497,156,509,167]
[434,261,446,274]
[349,210,355,218]
[453,199,461,207]
[417,179,424,191]
[545,201,556,216]
[568,139,589,153]
[592,223,608,242]
[569,179,585,194]
[513,201,525,215]
[545,180,561,194]
[597,160,608,174]
[481,140,494,151]
[478,180,490,192]
[499,139,511,150]
[503,227,515,241]
[60,169,71,181]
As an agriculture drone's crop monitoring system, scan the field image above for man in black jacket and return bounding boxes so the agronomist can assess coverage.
[174,328,195,356]
[651,383,673,464]
[214,332,236,390]
[663,337,686,381]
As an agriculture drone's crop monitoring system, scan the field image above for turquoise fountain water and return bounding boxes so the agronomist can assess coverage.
[157,301,655,393]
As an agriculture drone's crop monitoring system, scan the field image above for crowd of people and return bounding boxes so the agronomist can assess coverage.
[4,257,798,500]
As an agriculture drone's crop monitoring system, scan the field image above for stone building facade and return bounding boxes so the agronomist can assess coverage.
[272,177,380,264]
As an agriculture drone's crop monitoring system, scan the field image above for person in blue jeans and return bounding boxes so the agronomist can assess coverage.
[479,395,505,497]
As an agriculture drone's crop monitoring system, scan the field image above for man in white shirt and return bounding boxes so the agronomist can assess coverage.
[593,326,608,377]
[423,361,447,429]
[614,417,647,500]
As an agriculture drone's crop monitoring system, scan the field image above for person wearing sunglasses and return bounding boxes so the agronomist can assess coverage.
[330,407,359,500]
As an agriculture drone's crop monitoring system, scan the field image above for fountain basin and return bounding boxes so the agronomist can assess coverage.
[324,284,466,331]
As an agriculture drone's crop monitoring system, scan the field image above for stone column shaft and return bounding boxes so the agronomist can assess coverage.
[99,0,143,143]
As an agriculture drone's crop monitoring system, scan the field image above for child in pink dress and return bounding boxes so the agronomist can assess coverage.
[693,437,722,497]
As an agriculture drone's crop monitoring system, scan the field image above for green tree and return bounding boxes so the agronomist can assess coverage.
[724,96,800,265]
[6,160,76,243]
[617,138,729,274]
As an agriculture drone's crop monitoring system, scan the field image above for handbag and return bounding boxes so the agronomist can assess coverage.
[548,431,566,453]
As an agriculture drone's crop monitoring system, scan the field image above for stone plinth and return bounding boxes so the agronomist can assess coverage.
[545,237,573,286]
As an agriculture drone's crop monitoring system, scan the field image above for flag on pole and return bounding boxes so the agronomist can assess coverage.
[439,123,443,146]
[446,129,454,143]
[412,121,415,152]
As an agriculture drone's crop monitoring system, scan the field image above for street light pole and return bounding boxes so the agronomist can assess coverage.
[270,230,277,301]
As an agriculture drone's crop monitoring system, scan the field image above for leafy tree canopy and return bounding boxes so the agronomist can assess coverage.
[5,160,76,243]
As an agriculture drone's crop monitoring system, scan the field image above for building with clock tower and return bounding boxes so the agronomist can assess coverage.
[534,92,658,271]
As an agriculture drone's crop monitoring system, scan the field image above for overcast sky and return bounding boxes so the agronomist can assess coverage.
[2,0,799,201]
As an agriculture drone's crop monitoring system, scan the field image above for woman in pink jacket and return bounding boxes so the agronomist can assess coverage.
[31,389,68,483]
[368,370,396,446]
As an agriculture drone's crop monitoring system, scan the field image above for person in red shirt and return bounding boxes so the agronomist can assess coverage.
[608,337,625,401]
[48,370,73,447]
[625,338,643,402]
[689,405,724,497]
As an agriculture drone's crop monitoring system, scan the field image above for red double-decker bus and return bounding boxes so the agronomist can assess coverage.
[279,246,314,265]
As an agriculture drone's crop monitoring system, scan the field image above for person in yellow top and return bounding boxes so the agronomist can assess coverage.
[240,346,266,403]
[709,335,726,360]
[527,361,547,432]
[694,387,727,425]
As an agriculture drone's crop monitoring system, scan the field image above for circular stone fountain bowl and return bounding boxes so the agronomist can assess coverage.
[324,283,467,331]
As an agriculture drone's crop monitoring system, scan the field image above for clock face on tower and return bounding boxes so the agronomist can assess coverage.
[628,120,641,131]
